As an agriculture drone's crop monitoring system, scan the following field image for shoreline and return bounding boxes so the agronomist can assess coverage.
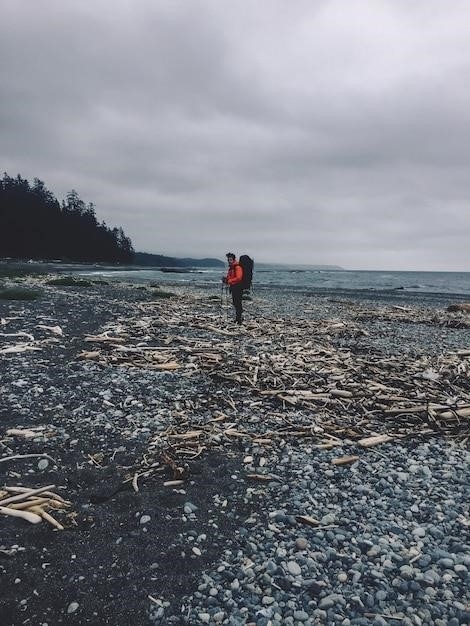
[3,260,470,302]
[0,277,469,624]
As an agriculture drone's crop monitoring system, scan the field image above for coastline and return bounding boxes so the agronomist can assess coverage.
[0,276,469,625]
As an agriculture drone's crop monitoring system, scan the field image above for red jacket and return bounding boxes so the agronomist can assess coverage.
[226,260,243,286]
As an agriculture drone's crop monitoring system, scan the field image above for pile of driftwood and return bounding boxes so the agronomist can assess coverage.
[0,428,71,528]
[0,317,64,354]
[78,294,470,449]
[354,303,470,329]
[0,485,70,529]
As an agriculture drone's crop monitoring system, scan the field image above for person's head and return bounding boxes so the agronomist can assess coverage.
[226,252,236,265]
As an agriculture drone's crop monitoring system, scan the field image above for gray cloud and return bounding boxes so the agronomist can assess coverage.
[2,0,470,269]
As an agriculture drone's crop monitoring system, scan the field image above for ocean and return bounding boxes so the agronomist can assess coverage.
[77,265,470,306]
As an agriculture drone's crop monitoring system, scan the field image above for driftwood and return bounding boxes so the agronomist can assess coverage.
[64,291,470,487]
[36,324,63,336]
[0,506,42,524]
[0,485,57,506]
[5,428,43,439]
[5,284,468,503]
[0,319,68,355]
[447,303,470,313]
[331,455,360,465]
[296,515,321,527]
[0,485,70,528]
[0,331,35,341]
[246,473,281,482]
[0,453,57,464]
[0,345,41,354]
[358,435,394,448]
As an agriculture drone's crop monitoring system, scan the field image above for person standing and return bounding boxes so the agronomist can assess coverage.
[223,252,244,324]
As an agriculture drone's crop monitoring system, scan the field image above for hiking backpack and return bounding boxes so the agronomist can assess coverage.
[239,255,254,291]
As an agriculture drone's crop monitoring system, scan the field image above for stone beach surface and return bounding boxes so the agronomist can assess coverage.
[0,276,469,625]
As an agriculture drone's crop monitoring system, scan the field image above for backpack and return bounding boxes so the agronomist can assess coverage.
[239,255,254,291]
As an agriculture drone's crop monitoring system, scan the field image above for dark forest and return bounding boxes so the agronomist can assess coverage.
[0,173,134,263]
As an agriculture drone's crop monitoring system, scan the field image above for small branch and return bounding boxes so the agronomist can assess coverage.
[0,331,35,341]
[0,485,56,507]
[0,505,42,524]
[0,453,57,465]
[3,486,68,503]
[30,506,64,530]
[132,473,139,493]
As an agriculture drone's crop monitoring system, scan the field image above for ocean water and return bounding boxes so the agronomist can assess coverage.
[78,265,470,305]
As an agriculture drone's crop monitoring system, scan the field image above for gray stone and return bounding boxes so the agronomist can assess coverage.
[319,594,345,610]
[454,564,468,579]
[295,537,308,550]
[262,595,275,605]
[423,569,440,585]
[287,561,302,576]
[67,602,79,614]
[396,472,409,482]
[400,565,414,579]
[293,610,309,621]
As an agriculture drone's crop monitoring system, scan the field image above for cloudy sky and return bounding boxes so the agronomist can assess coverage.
[1,0,470,270]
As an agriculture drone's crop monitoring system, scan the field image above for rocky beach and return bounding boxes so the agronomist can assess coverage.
[0,275,469,625]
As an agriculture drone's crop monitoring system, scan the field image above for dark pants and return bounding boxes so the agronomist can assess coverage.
[230,285,243,323]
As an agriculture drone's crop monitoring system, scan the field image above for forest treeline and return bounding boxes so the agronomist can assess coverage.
[0,173,134,263]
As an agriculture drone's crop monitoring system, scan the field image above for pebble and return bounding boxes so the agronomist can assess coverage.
[293,609,309,621]
[213,611,225,622]
[454,564,468,579]
[400,565,414,579]
[286,561,302,576]
[139,515,151,525]
[295,537,308,550]
[67,602,79,614]
[319,594,344,610]
[423,569,440,585]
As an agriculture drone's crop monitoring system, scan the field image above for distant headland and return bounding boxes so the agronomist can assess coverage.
[133,252,224,268]
[256,263,344,271]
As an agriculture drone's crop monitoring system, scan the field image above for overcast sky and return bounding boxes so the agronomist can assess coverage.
[1,0,470,270]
